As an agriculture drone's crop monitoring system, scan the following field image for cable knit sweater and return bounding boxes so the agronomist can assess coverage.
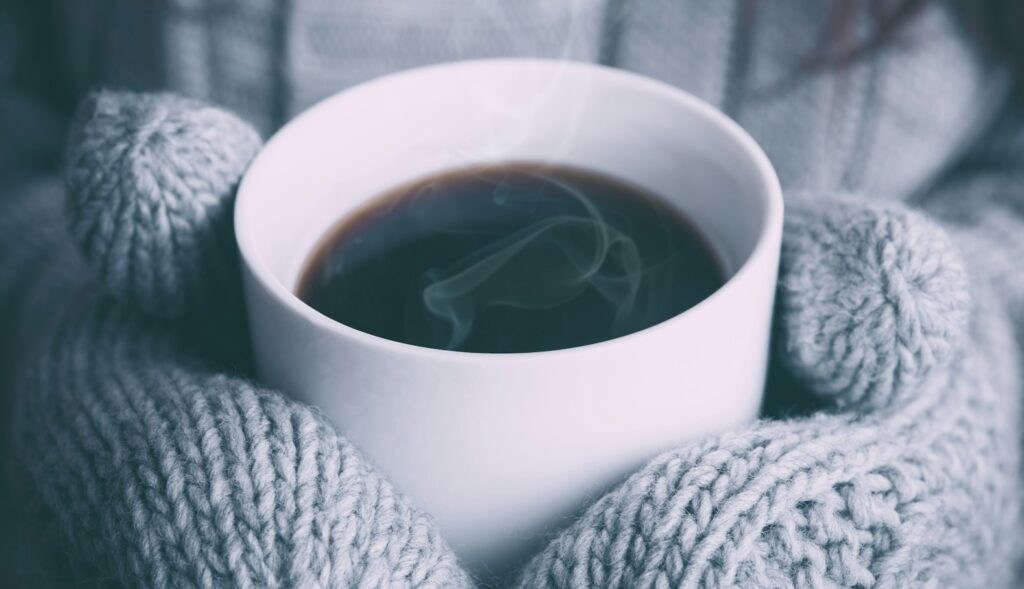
[2,1,1023,587]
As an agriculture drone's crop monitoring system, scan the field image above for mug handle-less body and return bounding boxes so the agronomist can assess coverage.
[236,59,783,574]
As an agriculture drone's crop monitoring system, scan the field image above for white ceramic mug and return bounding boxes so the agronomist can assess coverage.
[235,59,783,576]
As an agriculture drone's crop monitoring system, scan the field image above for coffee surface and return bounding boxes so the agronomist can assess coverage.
[297,163,724,353]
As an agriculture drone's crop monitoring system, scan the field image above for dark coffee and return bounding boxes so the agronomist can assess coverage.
[297,163,724,353]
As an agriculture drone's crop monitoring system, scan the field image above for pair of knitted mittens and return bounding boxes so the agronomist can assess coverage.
[8,91,1020,588]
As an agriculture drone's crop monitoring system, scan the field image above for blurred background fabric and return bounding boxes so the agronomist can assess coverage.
[1,1,1007,190]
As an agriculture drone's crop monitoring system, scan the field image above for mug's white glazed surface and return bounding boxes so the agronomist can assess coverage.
[235,59,783,575]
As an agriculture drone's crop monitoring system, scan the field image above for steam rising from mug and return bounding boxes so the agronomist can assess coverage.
[245,59,783,582]
[422,173,643,349]
[296,162,724,354]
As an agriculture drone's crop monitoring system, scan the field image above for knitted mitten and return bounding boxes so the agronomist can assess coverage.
[7,91,1021,588]
[514,196,1021,588]
[9,91,472,588]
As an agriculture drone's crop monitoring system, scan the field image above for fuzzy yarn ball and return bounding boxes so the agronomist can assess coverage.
[778,193,971,410]
[64,90,263,319]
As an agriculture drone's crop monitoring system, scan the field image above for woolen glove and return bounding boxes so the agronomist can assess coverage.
[6,90,1020,588]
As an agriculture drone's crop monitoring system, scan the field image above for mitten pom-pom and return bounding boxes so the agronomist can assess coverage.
[779,194,970,411]
[65,90,262,318]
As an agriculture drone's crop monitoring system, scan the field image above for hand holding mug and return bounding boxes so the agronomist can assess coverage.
[32,63,983,587]
[235,60,782,571]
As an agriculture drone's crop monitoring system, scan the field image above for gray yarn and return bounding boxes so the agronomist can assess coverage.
[50,0,1002,196]
[12,298,472,588]
[65,90,263,319]
[8,91,472,589]
[778,193,971,410]
[3,91,1020,588]
[2,1,1024,587]
[513,198,1021,589]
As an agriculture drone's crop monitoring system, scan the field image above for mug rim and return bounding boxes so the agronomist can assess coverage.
[235,58,783,360]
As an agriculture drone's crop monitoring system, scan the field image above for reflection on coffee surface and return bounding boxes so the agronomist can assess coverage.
[297,162,724,353]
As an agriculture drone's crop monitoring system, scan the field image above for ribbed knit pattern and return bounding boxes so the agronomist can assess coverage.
[2,92,471,588]
[2,2,1024,588]
[512,202,1022,589]
[65,90,263,320]
[11,300,472,588]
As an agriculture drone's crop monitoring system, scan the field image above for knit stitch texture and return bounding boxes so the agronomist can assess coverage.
[2,89,1019,589]
[2,2,1024,588]
[11,94,474,589]
[13,303,472,588]
[65,90,262,319]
